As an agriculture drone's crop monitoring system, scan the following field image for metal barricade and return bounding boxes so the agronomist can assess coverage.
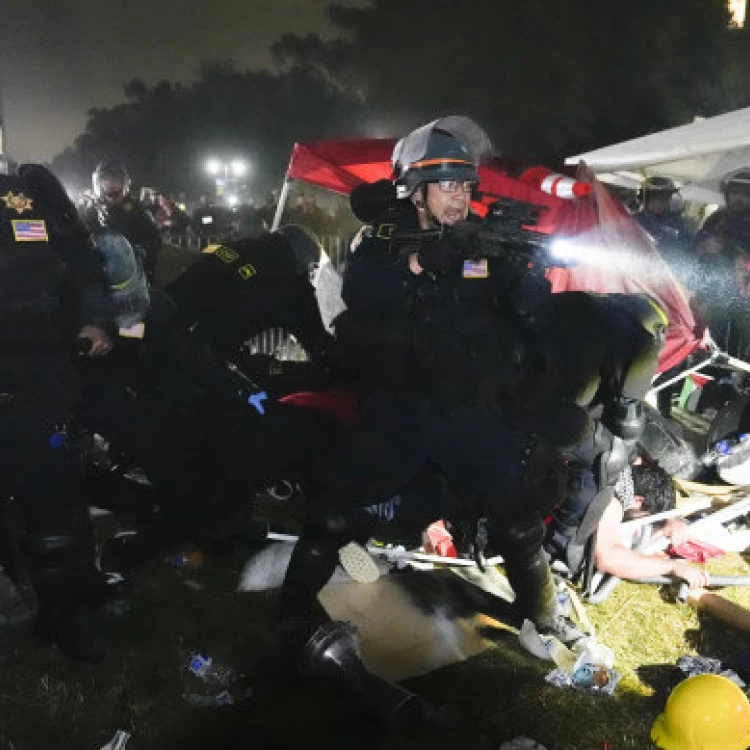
[244,328,308,362]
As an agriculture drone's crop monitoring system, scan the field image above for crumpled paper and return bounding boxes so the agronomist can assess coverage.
[676,655,746,687]
[540,632,620,695]
[545,651,621,695]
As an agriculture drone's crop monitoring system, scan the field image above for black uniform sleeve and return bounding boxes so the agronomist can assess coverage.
[19,165,114,329]
[128,201,163,277]
[341,235,415,315]
[336,236,422,387]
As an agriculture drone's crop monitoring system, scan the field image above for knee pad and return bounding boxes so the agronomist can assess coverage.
[493,513,546,564]
[602,398,645,442]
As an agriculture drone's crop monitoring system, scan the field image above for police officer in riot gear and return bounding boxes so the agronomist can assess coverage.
[91,225,338,579]
[0,163,114,662]
[166,224,334,370]
[635,176,693,280]
[276,117,588,672]
[699,170,750,257]
[83,160,162,280]
[543,292,667,583]
[695,170,750,357]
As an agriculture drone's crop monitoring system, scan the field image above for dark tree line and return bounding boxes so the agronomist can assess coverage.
[273,0,747,161]
[53,0,750,194]
[51,61,369,196]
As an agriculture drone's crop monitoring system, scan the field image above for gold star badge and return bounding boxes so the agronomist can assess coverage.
[1,191,34,214]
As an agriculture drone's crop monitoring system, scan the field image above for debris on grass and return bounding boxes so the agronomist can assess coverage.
[99,730,130,750]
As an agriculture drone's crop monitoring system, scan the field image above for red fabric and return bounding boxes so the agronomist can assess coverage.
[287,141,702,373]
[670,539,725,563]
[423,520,458,558]
[286,140,572,232]
[286,139,398,195]
[691,373,713,387]
[547,163,702,373]
[279,387,360,426]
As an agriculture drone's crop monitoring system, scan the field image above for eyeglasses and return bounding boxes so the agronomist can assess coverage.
[436,180,476,194]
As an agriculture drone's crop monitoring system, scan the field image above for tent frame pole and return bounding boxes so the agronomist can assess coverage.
[271,177,292,232]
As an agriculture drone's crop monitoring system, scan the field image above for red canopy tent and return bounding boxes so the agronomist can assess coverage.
[279,138,703,373]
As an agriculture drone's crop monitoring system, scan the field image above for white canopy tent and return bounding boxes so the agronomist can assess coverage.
[566,106,750,204]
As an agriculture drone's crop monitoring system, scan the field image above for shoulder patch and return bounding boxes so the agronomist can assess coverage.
[12,219,48,242]
[202,244,238,264]
[375,223,395,240]
[1,191,34,214]
[237,263,257,280]
[462,258,488,279]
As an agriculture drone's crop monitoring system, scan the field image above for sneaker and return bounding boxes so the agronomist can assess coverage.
[338,542,381,584]
[538,614,587,646]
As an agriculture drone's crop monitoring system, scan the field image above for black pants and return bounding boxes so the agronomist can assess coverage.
[80,344,341,564]
[0,354,100,614]
[280,388,563,628]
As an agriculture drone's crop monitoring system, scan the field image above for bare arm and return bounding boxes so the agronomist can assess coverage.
[594,499,709,589]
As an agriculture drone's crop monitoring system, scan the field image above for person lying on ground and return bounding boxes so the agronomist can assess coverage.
[594,462,710,590]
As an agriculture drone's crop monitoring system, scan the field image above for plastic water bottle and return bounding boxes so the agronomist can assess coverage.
[702,433,750,466]
[187,653,237,690]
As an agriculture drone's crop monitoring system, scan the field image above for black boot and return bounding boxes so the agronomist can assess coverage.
[26,532,108,663]
[496,514,585,644]
[35,606,106,664]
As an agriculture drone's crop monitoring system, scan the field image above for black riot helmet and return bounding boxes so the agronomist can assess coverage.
[93,159,131,202]
[638,176,679,214]
[639,175,678,200]
[721,169,750,197]
[391,116,492,198]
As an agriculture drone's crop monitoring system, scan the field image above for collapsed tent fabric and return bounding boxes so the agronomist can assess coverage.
[285,139,701,372]
[547,163,702,372]
[565,106,750,203]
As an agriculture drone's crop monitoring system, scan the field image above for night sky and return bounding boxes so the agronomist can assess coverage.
[0,0,369,162]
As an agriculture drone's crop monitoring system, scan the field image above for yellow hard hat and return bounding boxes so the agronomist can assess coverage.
[651,674,750,750]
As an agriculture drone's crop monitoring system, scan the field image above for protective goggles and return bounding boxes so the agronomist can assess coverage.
[435,180,477,194]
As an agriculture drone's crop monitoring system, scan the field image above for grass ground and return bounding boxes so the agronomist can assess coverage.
[1,529,749,750]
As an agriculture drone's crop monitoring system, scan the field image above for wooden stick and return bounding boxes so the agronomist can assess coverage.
[687,589,750,633]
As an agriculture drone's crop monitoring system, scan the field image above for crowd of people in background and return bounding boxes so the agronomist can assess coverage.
[634,172,750,363]
[80,181,357,254]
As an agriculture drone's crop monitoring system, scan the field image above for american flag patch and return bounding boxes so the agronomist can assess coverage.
[462,258,488,278]
[12,219,48,242]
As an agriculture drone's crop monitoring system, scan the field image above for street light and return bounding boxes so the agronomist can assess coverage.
[204,158,249,204]
[205,159,222,176]
[204,158,248,180]
[231,159,247,177]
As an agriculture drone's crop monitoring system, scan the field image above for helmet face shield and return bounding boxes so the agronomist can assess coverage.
[392,116,491,197]
[93,160,131,201]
